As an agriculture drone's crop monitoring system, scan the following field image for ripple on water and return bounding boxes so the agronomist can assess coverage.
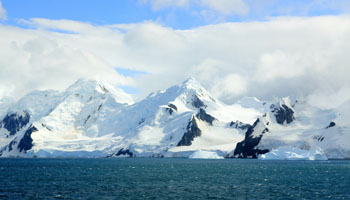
[0,159,349,199]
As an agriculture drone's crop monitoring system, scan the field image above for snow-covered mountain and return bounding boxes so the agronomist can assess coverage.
[0,78,349,159]
[227,97,350,159]
[0,79,134,157]
[0,78,259,157]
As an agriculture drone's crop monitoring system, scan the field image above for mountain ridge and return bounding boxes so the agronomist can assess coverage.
[0,78,349,159]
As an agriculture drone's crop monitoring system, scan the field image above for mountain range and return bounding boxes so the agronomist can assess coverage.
[0,78,349,159]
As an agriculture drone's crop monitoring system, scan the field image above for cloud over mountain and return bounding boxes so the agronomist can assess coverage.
[0,16,350,109]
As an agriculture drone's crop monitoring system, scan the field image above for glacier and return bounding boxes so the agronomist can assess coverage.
[258,146,328,160]
[189,150,224,159]
[0,78,350,159]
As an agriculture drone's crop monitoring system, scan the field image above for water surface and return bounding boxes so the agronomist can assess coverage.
[1,158,349,199]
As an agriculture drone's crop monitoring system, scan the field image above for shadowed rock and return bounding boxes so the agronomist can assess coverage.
[166,104,177,115]
[177,116,201,146]
[168,104,177,111]
[271,104,295,125]
[0,111,30,136]
[18,126,38,153]
[177,109,215,146]
[192,95,206,109]
[231,119,269,158]
[115,149,133,157]
[196,108,215,125]
[326,121,336,129]
[229,121,252,130]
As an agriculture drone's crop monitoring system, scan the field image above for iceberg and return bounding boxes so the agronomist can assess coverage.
[188,150,224,159]
[258,146,328,160]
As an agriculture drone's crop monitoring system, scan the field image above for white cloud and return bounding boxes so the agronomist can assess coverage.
[143,0,190,10]
[255,51,307,81]
[142,0,248,16]
[0,1,7,21]
[200,0,249,15]
[210,74,247,101]
[1,15,350,108]
[0,24,134,99]
[307,87,350,109]
[20,18,96,33]
[191,59,247,101]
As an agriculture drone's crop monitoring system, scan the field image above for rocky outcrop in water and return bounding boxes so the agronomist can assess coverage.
[229,101,296,158]
[228,118,269,158]
[115,149,133,157]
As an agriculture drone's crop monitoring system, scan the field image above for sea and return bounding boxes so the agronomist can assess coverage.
[0,158,349,199]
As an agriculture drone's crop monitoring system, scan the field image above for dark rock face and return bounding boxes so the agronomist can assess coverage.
[18,126,38,153]
[168,104,177,111]
[115,149,133,157]
[229,121,252,130]
[41,123,52,131]
[138,118,145,125]
[84,115,91,125]
[232,119,269,158]
[7,140,17,152]
[166,104,177,115]
[271,104,295,125]
[177,116,201,146]
[0,125,37,156]
[192,95,206,109]
[98,84,109,93]
[326,121,336,129]
[98,104,102,111]
[314,135,325,141]
[0,111,30,136]
[166,108,174,115]
[196,108,215,125]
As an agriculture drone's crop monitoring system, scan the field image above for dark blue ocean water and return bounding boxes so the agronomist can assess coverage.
[0,158,349,200]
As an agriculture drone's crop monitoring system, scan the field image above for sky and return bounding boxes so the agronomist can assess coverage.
[0,0,350,108]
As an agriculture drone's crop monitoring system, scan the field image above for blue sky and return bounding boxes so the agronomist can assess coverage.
[2,0,350,29]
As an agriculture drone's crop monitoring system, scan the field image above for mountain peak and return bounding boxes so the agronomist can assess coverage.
[178,77,210,95]
[67,78,102,92]
[181,77,201,88]
[66,78,134,105]
[182,77,197,84]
